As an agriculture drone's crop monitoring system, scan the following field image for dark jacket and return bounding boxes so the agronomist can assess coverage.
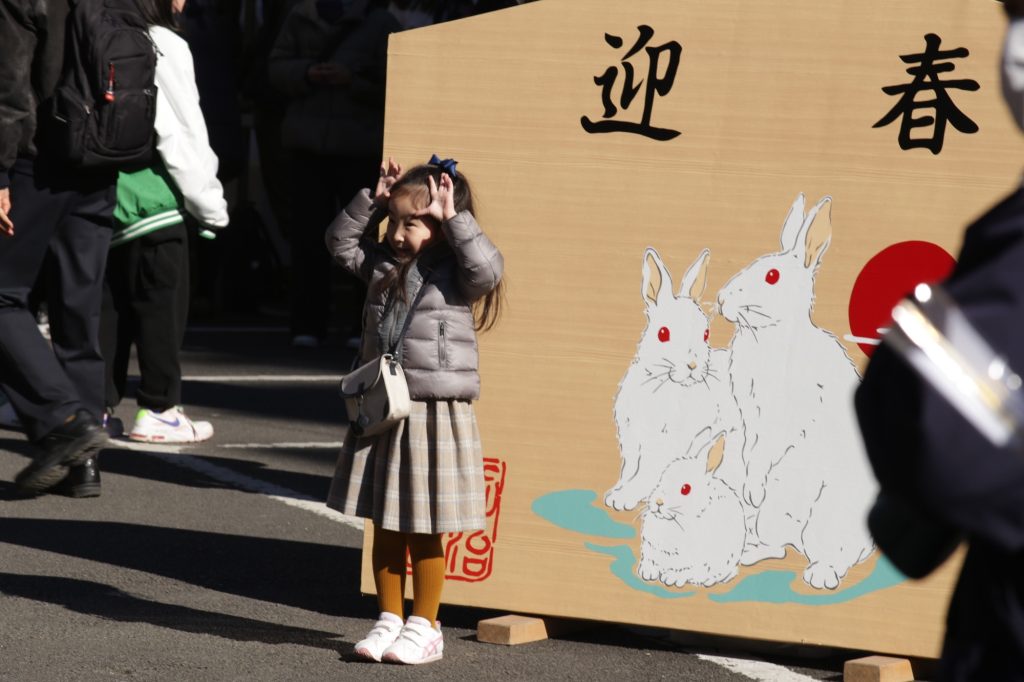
[0,0,70,188]
[326,189,504,401]
[856,188,1024,681]
[267,2,397,157]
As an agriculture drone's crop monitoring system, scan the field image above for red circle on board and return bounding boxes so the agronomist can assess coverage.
[848,241,956,357]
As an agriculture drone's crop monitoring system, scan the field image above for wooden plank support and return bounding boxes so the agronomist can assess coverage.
[477,615,551,645]
[843,655,916,682]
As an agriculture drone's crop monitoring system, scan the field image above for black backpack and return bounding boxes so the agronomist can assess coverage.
[47,0,158,169]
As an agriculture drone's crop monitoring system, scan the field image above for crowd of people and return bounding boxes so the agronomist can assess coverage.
[1,0,510,666]
[0,0,530,467]
[184,0,531,346]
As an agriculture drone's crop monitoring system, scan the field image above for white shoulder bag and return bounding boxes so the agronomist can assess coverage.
[338,276,428,437]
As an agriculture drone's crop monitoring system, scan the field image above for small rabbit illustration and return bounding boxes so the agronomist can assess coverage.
[606,248,742,512]
[637,429,746,588]
[716,194,877,590]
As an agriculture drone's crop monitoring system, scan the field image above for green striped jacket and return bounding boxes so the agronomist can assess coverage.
[111,163,185,248]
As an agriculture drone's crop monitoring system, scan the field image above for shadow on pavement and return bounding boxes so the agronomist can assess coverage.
[181,332,356,376]
[2,436,336,502]
[0,516,509,634]
[96,448,333,501]
[180,382,343,428]
[0,519,369,618]
[0,572,347,650]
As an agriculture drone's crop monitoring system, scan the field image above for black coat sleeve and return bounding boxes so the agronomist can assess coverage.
[0,0,39,188]
[857,192,1024,553]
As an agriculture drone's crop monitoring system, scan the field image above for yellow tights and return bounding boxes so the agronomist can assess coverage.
[371,526,445,622]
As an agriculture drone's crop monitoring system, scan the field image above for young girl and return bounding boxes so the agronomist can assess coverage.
[325,156,504,664]
[100,0,229,444]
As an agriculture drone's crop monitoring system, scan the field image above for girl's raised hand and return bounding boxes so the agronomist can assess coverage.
[373,157,403,208]
[417,173,457,223]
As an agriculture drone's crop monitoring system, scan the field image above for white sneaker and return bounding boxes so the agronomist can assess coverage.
[129,407,214,443]
[382,616,444,665]
[353,612,404,662]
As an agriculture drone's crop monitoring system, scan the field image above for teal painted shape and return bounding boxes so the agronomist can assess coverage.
[532,488,907,603]
[531,489,635,539]
[709,555,906,605]
[585,543,695,599]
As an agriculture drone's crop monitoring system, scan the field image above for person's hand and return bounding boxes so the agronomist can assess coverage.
[1005,0,1024,18]
[0,188,13,237]
[416,173,457,223]
[307,62,351,86]
[373,157,403,208]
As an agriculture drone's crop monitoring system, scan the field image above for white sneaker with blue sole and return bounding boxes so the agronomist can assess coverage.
[129,407,214,443]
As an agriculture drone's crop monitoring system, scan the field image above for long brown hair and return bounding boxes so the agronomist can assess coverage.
[382,163,504,332]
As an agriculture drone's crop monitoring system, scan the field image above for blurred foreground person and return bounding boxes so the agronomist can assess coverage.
[856,3,1024,679]
[101,0,228,444]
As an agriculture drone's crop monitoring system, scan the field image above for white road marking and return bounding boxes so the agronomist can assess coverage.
[696,654,823,681]
[115,440,186,454]
[181,374,341,383]
[219,442,344,450]
[109,439,362,530]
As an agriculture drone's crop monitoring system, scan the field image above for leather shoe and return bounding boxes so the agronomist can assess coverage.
[56,457,101,498]
[15,409,107,494]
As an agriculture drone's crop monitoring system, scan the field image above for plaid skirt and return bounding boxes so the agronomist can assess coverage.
[326,399,487,534]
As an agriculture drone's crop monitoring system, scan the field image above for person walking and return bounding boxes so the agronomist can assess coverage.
[325,157,504,664]
[101,0,229,443]
[0,0,119,495]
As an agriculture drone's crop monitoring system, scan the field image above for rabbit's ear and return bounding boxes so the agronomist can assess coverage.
[798,196,833,270]
[686,427,714,458]
[679,248,711,302]
[687,428,727,471]
[642,247,673,307]
[779,193,807,252]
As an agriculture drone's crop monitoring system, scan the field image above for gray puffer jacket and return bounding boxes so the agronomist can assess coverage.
[326,189,504,400]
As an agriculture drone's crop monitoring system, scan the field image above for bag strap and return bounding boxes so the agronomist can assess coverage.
[388,271,431,357]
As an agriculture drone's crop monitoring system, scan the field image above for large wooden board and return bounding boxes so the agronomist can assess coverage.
[361,0,1021,657]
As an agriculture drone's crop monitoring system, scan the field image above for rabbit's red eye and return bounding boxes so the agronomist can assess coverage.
[703,328,710,342]
[658,326,670,342]
[680,483,692,496]
[765,268,780,285]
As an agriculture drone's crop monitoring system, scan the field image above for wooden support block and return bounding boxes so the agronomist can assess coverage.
[844,655,915,682]
[477,615,550,645]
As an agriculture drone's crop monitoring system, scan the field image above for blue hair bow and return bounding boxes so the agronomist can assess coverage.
[428,154,458,179]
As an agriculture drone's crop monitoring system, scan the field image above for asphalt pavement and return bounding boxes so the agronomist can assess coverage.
[0,326,870,681]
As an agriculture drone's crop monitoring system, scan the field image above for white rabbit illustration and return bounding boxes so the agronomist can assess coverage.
[606,247,743,512]
[637,429,746,588]
[716,194,877,590]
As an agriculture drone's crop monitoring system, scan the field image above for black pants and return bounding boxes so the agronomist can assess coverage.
[287,151,374,340]
[0,158,114,440]
[101,223,189,413]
